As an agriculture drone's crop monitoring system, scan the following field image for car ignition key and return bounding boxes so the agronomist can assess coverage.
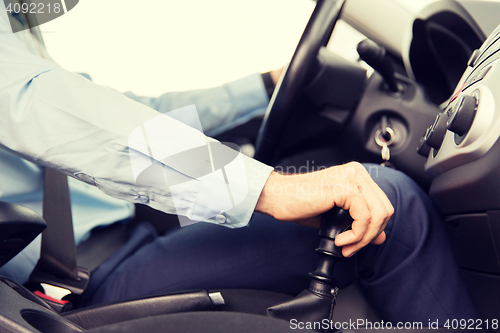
[375,127,396,169]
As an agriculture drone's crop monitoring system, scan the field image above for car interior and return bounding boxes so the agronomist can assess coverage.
[1,0,500,331]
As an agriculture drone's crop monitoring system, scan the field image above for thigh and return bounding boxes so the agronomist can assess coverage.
[358,164,478,322]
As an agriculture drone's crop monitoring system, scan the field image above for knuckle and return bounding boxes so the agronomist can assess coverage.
[352,162,367,173]
[387,205,395,218]
[345,162,361,172]
[375,212,388,225]
[362,210,372,221]
[349,161,362,169]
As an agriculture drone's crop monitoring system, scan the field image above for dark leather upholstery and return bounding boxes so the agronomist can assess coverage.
[86,311,316,333]
[63,290,216,330]
[0,201,46,268]
[213,289,293,316]
[268,287,336,332]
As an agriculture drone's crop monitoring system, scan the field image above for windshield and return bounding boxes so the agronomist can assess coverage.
[40,0,315,95]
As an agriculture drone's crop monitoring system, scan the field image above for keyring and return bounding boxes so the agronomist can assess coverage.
[375,127,396,147]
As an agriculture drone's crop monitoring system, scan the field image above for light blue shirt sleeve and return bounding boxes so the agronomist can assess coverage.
[123,73,269,137]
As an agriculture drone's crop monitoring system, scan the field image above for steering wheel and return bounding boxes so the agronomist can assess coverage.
[253,0,346,165]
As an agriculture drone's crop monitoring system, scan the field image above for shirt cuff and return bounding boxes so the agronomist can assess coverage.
[207,154,273,228]
[261,71,276,98]
[83,139,274,230]
[205,73,270,137]
[223,72,270,117]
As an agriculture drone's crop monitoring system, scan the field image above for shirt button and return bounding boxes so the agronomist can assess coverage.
[138,195,149,204]
[74,172,95,185]
[216,214,226,224]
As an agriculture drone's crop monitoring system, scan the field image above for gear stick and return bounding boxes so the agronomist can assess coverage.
[357,39,400,92]
[267,207,353,331]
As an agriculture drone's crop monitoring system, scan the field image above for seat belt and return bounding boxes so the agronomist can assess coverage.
[30,168,90,301]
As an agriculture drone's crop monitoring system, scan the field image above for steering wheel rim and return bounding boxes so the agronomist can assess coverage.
[254,0,346,165]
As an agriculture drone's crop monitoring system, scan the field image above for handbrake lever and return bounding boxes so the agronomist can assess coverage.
[267,207,353,332]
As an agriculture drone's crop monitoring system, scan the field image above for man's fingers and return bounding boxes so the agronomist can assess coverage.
[341,230,386,257]
[363,173,394,224]
[335,168,393,251]
[362,178,392,246]
[334,194,370,246]
[371,230,386,245]
[357,176,390,239]
[341,244,359,258]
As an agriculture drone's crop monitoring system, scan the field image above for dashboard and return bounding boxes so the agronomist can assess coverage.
[409,4,500,324]
[417,9,500,215]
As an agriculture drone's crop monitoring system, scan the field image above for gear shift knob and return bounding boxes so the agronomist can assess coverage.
[321,207,352,233]
[267,207,353,331]
[309,207,352,287]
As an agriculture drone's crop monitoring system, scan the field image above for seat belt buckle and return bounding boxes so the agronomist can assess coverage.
[30,267,90,312]
[34,288,73,313]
